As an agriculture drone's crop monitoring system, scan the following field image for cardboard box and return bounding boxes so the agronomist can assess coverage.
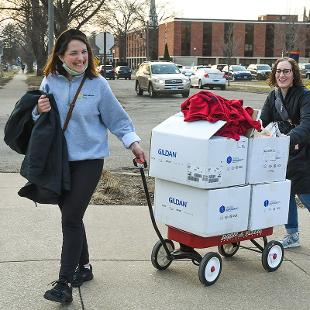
[248,180,291,230]
[246,135,290,184]
[154,179,251,237]
[149,113,248,189]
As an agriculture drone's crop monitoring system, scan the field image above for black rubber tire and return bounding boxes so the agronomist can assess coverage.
[262,241,284,272]
[182,91,190,98]
[218,242,240,257]
[135,82,143,95]
[149,84,157,97]
[151,239,175,270]
[198,252,222,286]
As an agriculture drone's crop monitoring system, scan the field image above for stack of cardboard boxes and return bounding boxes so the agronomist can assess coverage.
[149,113,291,237]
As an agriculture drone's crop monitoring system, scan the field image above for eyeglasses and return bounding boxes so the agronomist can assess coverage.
[275,69,292,75]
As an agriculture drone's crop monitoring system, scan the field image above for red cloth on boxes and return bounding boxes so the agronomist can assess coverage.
[180,91,261,140]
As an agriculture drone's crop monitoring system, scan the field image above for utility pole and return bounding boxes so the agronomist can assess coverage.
[48,0,54,55]
[146,22,149,61]
[148,0,158,60]
[103,32,107,78]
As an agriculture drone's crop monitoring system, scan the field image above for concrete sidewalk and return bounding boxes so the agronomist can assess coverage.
[1,173,310,310]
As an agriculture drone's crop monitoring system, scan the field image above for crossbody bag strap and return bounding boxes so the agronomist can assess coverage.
[274,89,290,121]
[63,75,87,132]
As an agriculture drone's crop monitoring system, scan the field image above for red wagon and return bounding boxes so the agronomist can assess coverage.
[134,160,284,286]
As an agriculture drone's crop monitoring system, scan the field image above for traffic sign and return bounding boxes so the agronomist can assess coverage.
[95,32,114,54]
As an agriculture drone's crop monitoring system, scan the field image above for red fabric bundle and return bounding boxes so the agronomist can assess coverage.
[180,91,261,140]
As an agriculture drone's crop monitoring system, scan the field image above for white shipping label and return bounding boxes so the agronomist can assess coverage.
[263,148,276,161]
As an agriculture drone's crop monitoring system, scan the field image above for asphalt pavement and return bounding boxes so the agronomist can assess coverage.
[0,73,309,310]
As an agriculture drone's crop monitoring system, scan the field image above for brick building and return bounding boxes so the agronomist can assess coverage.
[115,14,310,68]
[158,16,310,66]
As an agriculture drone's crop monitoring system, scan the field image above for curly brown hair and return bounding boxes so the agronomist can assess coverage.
[43,29,98,79]
[268,57,303,87]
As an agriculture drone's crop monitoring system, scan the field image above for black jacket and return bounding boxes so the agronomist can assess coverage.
[4,90,71,203]
[261,86,310,194]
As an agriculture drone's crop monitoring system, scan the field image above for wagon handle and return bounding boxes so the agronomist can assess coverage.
[133,158,173,259]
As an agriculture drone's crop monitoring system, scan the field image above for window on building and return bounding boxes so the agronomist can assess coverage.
[265,24,274,57]
[244,24,254,57]
[181,22,191,56]
[202,23,212,56]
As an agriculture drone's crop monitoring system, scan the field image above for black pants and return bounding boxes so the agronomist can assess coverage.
[58,159,104,282]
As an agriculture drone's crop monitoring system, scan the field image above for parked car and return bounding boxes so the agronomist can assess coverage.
[190,67,227,90]
[135,61,190,98]
[222,65,252,80]
[97,64,115,80]
[115,66,132,79]
[247,64,271,80]
[192,65,210,72]
[175,63,184,69]
[211,64,227,72]
[181,66,194,77]
[299,63,310,79]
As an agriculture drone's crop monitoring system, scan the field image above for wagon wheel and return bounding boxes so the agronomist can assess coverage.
[262,241,284,272]
[198,252,222,286]
[151,239,175,270]
[218,242,240,257]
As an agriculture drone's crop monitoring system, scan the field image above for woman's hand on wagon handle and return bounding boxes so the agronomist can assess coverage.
[130,141,146,164]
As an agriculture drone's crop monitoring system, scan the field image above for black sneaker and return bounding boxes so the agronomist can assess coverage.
[71,264,94,287]
[43,279,72,303]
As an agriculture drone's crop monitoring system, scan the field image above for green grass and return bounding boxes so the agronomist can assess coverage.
[0,71,15,87]
[303,79,310,89]
[227,80,271,93]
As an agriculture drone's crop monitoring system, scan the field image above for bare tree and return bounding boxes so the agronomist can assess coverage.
[274,18,307,59]
[221,23,244,84]
[222,23,243,64]
[40,0,106,36]
[1,0,108,75]
[96,0,147,62]
[95,0,175,62]
[0,23,19,64]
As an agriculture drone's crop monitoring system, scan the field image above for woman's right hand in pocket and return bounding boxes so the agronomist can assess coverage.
[37,95,51,113]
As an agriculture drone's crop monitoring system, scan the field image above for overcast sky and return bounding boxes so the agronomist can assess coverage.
[158,0,310,21]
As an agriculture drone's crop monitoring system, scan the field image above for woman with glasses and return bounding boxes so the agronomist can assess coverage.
[261,57,310,249]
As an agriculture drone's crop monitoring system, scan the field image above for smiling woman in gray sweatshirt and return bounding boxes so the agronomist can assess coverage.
[33,28,145,304]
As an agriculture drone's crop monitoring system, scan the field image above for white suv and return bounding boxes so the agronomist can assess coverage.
[135,61,190,98]
[299,63,310,79]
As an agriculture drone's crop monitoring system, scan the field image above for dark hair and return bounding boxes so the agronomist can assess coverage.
[268,57,303,87]
[44,29,98,78]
